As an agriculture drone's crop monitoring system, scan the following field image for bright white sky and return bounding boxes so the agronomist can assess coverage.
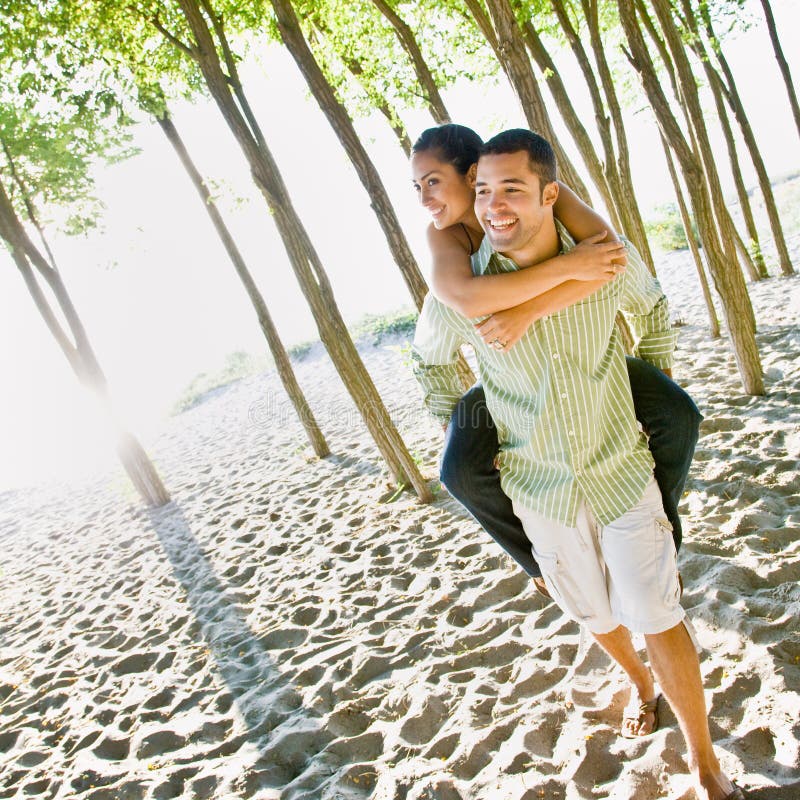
[1,0,798,490]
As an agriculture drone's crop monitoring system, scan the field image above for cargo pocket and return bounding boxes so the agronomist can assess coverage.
[530,546,593,622]
[654,518,681,609]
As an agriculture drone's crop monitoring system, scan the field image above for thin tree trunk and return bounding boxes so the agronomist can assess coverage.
[308,20,413,156]
[173,0,432,501]
[759,0,800,141]
[520,20,618,226]
[660,134,720,338]
[0,177,170,506]
[641,0,760,302]
[579,0,656,271]
[674,0,767,279]
[465,0,591,202]
[619,0,763,395]
[270,0,428,309]
[369,0,451,124]
[345,57,413,156]
[699,5,793,276]
[156,112,330,458]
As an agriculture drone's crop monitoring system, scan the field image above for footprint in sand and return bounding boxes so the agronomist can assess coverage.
[135,729,187,759]
[399,695,450,745]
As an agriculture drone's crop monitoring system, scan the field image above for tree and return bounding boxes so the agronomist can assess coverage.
[758,0,800,142]
[153,101,330,458]
[697,1,794,277]
[618,0,763,394]
[164,0,432,500]
[0,93,170,505]
[268,0,430,309]
[464,0,591,201]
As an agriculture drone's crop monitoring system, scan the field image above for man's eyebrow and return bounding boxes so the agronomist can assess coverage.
[411,170,439,184]
[474,177,528,186]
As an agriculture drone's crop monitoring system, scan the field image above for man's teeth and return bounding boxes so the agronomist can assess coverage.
[490,218,516,229]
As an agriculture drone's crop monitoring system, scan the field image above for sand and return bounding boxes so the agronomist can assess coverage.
[1,245,798,800]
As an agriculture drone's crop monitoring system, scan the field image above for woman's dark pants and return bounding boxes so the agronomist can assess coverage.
[439,356,702,578]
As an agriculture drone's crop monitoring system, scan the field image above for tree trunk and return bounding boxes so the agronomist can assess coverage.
[0,177,170,506]
[520,20,618,226]
[572,0,654,271]
[675,0,767,279]
[640,0,759,316]
[156,112,330,458]
[270,0,429,310]
[660,134,720,338]
[619,0,763,395]
[308,19,413,157]
[759,0,800,141]
[369,0,451,124]
[700,7,794,277]
[344,56,413,156]
[174,0,432,501]
[465,0,591,202]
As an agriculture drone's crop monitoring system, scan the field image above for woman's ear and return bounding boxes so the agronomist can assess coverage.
[467,162,477,188]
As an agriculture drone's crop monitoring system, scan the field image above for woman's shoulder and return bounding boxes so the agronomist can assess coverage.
[426,221,472,256]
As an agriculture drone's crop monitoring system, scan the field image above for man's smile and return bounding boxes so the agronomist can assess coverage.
[486,215,518,232]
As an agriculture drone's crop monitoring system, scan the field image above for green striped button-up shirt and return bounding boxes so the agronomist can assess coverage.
[412,223,677,527]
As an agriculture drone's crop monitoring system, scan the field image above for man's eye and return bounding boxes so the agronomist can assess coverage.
[428,179,438,186]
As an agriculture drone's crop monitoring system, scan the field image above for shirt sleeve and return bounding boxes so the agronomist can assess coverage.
[412,294,468,424]
[619,239,677,370]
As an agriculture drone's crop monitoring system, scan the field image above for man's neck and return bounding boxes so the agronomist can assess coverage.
[500,219,560,269]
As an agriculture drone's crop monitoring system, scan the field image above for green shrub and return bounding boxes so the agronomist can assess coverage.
[173,350,271,414]
[645,204,697,251]
[350,308,418,344]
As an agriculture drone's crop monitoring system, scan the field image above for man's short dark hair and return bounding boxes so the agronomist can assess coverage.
[481,129,557,195]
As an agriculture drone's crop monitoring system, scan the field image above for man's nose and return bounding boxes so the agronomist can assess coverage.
[486,193,504,212]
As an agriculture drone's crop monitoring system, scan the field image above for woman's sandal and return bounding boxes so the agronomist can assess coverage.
[621,693,661,738]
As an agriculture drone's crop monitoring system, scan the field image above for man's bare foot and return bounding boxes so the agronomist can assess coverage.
[692,761,743,800]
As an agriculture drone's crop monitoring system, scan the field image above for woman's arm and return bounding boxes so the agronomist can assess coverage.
[475,278,611,350]
[430,184,624,318]
[553,182,621,244]
[429,224,625,318]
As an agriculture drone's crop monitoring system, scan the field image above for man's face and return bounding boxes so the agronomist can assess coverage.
[474,151,557,264]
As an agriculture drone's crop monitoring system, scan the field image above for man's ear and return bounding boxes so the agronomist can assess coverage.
[542,180,559,207]
[467,162,477,188]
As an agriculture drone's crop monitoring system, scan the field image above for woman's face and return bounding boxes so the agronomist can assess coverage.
[411,149,476,229]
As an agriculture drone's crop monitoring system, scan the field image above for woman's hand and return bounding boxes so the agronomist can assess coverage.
[565,231,627,281]
[475,303,541,352]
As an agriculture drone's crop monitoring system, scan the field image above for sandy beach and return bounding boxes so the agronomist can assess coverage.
[1,243,798,799]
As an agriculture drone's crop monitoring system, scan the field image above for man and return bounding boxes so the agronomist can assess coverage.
[412,129,742,800]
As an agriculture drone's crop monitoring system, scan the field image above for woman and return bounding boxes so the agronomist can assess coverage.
[411,128,704,732]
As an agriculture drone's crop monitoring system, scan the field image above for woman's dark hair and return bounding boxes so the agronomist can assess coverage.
[411,124,483,176]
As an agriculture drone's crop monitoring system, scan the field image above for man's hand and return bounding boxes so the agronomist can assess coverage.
[566,231,628,281]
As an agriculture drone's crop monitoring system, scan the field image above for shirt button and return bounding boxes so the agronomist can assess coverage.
[561,392,567,399]
[552,352,560,360]
[568,430,575,437]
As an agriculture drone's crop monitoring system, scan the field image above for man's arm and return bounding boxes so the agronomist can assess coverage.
[412,294,469,426]
[619,240,678,373]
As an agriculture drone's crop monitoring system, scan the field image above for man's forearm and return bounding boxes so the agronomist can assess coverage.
[501,278,608,320]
